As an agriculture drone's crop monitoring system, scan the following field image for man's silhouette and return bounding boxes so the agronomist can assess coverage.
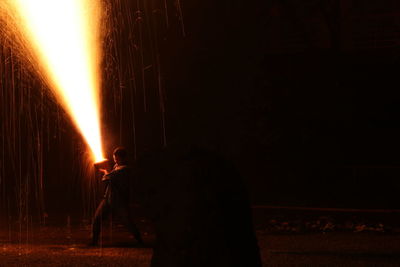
[91,147,143,246]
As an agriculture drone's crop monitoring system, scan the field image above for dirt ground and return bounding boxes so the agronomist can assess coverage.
[259,232,400,266]
[0,223,153,267]
[1,213,400,266]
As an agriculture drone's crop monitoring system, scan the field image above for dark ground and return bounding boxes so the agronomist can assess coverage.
[1,208,400,267]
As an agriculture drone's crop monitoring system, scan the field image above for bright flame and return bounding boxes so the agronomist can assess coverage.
[6,0,104,162]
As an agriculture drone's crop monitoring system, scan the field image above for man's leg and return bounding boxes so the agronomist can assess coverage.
[126,212,144,244]
[91,199,111,245]
[116,205,144,244]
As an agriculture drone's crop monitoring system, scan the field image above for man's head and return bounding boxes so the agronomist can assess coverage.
[113,147,128,165]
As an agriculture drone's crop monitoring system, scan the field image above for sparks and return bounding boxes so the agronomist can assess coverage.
[5,0,104,162]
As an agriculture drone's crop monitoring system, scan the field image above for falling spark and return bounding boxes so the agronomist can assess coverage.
[5,0,104,162]
[1,0,174,225]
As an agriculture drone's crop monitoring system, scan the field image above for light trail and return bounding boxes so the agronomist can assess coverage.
[5,0,104,162]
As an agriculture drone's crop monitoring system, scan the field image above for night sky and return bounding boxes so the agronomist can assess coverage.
[159,0,400,208]
[1,0,400,221]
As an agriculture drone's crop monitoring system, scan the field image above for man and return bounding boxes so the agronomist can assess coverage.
[91,147,143,246]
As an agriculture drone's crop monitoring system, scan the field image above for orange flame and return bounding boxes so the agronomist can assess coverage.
[5,0,104,162]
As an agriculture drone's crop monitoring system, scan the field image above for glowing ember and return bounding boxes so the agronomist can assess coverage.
[5,0,104,162]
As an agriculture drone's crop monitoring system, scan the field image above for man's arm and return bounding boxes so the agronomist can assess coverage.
[99,163,119,181]
[100,167,126,182]
[99,169,114,181]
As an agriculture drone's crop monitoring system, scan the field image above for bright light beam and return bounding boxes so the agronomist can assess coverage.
[6,0,104,162]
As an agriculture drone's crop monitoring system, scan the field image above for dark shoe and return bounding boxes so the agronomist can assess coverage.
[134,234,144,245]
[135,237,145,247]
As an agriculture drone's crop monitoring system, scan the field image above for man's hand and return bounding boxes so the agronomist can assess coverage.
[99,168,109,175]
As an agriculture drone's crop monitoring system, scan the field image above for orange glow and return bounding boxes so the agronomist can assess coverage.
[5,0,104,162]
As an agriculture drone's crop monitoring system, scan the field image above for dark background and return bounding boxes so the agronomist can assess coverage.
[1,0,400,222]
